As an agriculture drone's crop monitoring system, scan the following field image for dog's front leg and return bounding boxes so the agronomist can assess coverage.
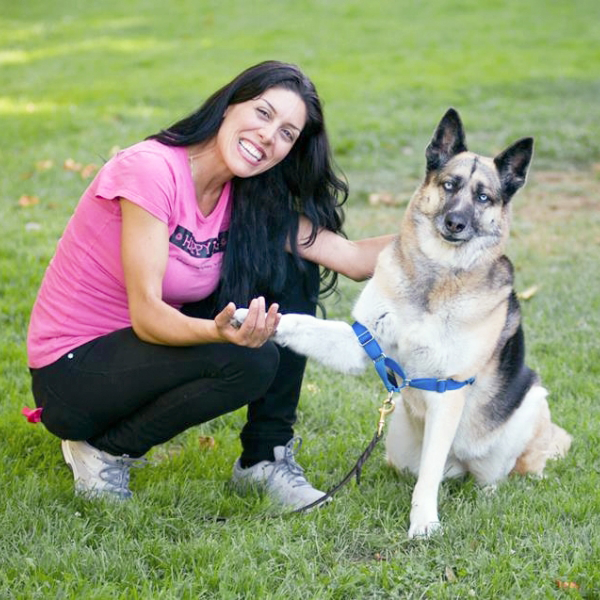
[233,309,368,374]
[408,390,466,539]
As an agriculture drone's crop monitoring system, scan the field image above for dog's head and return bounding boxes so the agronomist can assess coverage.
[410,108,533,268]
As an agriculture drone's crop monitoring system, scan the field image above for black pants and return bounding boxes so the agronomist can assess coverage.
[30,258,319,464]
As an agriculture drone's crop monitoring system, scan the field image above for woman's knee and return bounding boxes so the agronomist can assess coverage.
[229,341,280,395]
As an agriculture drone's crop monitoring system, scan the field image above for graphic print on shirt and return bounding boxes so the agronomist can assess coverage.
[169,225,228,259]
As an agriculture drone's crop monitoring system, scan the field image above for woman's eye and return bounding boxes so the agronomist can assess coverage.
[256,107,269,119]
[443,181,454,191]
[281,129,294,142]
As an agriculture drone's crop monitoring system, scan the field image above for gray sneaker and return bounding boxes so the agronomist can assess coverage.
[61,440,144,499]
[231,437,329,511]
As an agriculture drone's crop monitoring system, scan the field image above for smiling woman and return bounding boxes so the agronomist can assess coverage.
[25,59,394,510]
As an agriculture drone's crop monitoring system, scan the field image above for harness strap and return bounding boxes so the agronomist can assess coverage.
[352,321,475,393]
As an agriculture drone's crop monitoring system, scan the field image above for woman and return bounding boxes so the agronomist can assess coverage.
[27,61,393,509]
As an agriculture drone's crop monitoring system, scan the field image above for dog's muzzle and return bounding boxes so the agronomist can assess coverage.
[438,210,473,242]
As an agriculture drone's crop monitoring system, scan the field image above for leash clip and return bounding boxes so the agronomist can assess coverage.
[377,391,396,437]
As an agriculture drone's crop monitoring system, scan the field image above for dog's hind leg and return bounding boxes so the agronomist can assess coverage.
[407,389,466,539]
[511,386,572,477]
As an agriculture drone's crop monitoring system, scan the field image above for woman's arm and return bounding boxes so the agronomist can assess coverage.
[120,199,280,347]
[294,216,395,281]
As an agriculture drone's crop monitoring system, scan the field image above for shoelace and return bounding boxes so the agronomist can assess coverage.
[272,438,311,488]
[98,456,146,497]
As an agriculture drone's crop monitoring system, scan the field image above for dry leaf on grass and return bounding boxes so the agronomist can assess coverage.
[198,436,216,450]
[63,158,98,179]
[18,195,40,207]
[555,579,579,590]
[80,164,99,179]
[64,158,83,172]
[35,159,54,172]
[368,191,397,206]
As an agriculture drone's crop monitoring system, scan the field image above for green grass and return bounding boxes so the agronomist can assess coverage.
[1,0,600,597]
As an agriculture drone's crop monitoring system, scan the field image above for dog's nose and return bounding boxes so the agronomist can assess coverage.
[444,211,468,234]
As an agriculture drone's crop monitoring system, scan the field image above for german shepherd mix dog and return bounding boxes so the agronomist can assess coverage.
[235,108,571,538]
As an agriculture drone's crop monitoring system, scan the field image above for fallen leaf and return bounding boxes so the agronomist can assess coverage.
[556,580,579,590]
[198,436,216,450]
[444,566,458,583]
[64,158,83,172]
[373,552,386,562]
[25,222,42,232]
[518,285,539,301]
[18,195,40,207]
[35,159,54,172]
[368,191,397,206]
[80,164,98,179]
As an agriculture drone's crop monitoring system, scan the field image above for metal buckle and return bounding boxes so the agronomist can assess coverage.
[377,391,396,436]
[357,331,372,347]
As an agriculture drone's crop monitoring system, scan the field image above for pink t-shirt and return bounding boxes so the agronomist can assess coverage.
[27,140,232,368]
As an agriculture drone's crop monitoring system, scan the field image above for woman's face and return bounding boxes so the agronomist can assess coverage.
[217,87,307,178]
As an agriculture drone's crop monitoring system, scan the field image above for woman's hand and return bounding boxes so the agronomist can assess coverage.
[215,297,281,347]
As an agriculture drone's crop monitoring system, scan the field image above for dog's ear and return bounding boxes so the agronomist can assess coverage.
[494,137,534,203]
[425,108,467,173]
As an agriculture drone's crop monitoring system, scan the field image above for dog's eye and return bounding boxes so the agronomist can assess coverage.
[443,181,454,191]
[477,193,489,203]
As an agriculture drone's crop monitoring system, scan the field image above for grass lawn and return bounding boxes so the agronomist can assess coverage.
[1,0,599,597]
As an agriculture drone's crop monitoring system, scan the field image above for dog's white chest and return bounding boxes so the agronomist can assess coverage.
[353,272,500,380]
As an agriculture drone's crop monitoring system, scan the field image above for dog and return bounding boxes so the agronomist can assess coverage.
[235,108,571,538]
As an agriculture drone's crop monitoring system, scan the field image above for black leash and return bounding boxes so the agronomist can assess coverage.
[291,428,383,514]
[292,391,395,514]
[204,393,396,522]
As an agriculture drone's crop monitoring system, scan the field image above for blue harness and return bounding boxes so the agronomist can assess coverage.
[352,321,475,394]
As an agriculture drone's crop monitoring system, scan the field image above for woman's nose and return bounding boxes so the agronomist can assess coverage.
[257,124,276,144]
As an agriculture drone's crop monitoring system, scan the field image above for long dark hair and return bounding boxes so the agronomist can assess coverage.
[148,60,347,309]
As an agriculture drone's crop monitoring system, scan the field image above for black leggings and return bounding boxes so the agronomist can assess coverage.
[30,258,319,464]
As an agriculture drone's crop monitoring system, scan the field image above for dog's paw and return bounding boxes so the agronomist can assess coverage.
[408,503,442,539]
[482,483,498,496]
[232,308,249,328]
[408,519,443,540]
